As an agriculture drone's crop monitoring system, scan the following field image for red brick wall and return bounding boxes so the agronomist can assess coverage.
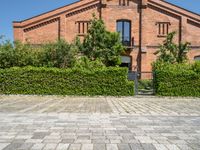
[65,6,99,43]
[13,0,200,75]
[23,18,59,44]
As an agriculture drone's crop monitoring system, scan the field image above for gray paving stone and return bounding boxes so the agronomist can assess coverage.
[17,143,33,150]
[0,95,200,150]
[43,143,58,150]
[153,144,168,150]
[141,144,157,150]
[81,144,93,150]
[129,143,144,150]
[176,144,193,150]
[106,144,118,150]
[56,144,69,150]
[92,139,109,144]
[30,143,45,150]
[3,142,22,150]
[68,144,81,150]
[61,139,75,144]
[189,143,200,150]
[32,132,50,139]
[0,143,9,150]
[166,144,180,150]
[93,144,106,150]
[118,144,131,150]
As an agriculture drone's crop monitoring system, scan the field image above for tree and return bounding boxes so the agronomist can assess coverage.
[81,15,125,66]
[41,39,79,68]
[155,32,190,63]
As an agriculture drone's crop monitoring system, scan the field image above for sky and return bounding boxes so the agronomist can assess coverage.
[0,0,199,41]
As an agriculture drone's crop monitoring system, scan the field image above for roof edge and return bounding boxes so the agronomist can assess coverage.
[13,0,98,23]
[161,0,200,18]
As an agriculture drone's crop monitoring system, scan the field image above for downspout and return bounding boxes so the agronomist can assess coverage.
[99,0,102,19]
[138,0,143,73]
[138,0,147,74]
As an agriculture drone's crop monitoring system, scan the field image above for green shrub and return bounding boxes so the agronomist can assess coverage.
[0,38,79,69]
[40,39,79,68]
[154,62,200,97]
[0,67,134,96]
[192,61,200,74]
[81,15,124,66]
[0,39,42,68]
[73,56,106,71]
[138,80,153,90]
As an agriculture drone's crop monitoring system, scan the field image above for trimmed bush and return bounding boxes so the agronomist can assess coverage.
[154,62,200,97]
[0,67,134,96]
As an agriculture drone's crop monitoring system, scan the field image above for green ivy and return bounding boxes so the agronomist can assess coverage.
[0,67,134,96]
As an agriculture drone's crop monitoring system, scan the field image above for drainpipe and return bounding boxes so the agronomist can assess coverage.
[138,0,147,75]
[138,0,143,74]
[99,0,102,19]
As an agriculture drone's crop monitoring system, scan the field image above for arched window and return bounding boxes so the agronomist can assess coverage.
[117,20,131,46]
[194,56,200,61]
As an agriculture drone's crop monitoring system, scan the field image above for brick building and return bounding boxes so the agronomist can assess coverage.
[13,0,200,73]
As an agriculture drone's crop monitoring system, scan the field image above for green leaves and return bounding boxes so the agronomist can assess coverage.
[0,67,134,96]
[155,32,190,64]
[0,16,124,69]
[0,38,79,69]
[81,15,125,66]
[41,39,79,68]
[154,62,200,97]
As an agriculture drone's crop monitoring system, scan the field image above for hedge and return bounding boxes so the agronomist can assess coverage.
[154,62,200,97]
[0,67,134,96]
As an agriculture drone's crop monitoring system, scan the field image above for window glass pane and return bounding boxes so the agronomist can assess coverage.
[116,20,131,46]
[124,21,130,43]
[117,21,123,40]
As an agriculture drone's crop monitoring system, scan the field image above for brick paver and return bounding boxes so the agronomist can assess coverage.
[0,95,200,150]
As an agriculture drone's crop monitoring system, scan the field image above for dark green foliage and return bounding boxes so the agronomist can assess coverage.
[0,16,124,69]
[81,15,125,66]
[0,37,79,69]
[0,67,134,96]
[0,40,40,68]
[73,56,106,71]
[155,32,190,63]
[138,80,153,91]
[154,61,200,97]
[191,61,200,74]
[41,39,79,68]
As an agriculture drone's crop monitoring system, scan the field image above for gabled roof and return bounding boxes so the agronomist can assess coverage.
[162,0,200,17]
[149,0,200,22]
[13,0,99,27]
[13,0,200,27]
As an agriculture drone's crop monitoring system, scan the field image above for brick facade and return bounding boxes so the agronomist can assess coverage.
[13,0,200,74]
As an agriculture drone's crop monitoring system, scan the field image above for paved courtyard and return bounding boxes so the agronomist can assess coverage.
[0,95,199,150]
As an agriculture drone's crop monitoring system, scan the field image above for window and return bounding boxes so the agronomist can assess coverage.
[117,20,131,46]
[119,0,129,6]
[76,21,90,35]
[194,56,200,61]
[156,22,171,37]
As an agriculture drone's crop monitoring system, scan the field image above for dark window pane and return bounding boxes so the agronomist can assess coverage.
[124,21,131,46]
[117,21,123,40]
[117,20,131,46]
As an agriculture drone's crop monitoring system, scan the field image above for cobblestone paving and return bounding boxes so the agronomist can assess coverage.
[0,95,199,150]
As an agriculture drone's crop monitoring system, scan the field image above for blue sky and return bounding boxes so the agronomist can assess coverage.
[0,0,199,41]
